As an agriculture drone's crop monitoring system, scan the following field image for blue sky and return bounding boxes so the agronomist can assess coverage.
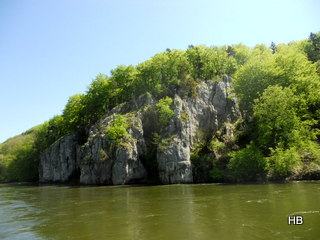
[0,0,319,143]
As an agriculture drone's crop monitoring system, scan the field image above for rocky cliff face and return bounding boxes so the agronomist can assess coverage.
[39,76,241,184]
[39,134,78,182]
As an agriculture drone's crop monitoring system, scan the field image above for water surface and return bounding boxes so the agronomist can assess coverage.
[0,182,319,239]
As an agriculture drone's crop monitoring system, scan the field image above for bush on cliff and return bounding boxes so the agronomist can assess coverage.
[105,115,129,145]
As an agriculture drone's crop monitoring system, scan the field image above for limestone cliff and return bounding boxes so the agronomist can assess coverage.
[39,76,241,184]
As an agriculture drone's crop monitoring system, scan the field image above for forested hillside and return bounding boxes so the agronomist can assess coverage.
[1,32,319,183]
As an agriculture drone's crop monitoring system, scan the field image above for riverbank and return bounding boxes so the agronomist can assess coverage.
[2,178,320,187]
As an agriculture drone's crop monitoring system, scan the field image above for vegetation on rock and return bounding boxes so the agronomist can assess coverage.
[105,115,129,145]
[1,32,319,183]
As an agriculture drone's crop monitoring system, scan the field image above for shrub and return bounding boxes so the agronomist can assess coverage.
[266,147,301,177]
[209,139,226,153]
[210,168,223,181]
[105,115,129,144]
[156,97,174,126]
[191,152,213,182]
[98,149,109,162]
[228,144,267,180]
[180,110,189,123]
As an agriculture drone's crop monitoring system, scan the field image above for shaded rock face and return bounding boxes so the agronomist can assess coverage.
[39,113,147,185]
[157,137,192,184]
[78,136,112,185]
[39,134,78,183]
[39,76,241,185]
[39,110,147,184]
[78,126,147,185]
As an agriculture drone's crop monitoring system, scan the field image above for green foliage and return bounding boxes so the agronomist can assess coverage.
[105,115,129,144]
[233,42,320,112]
[180,110,189,123]
[0,130,39,182]
[228,144,267,180]
[98,148,109,162]
[298,141,320,163]
[228,44,251,66]
[152,132,161,145]
[84,74,113,122]
[110,65,137,102]
[209,168,223,181]
[233,47,276,110]
[157,135,175,151]
[304,32,320,63]
[253,86,316,150]
[135,50,190,97]
[190,152,215,183]
[156,97,174,126]
[190,133,229,183]
[33,116,67,152]
[178,75,199,98]
[273,44,320,106]
[209,138,226,153]
[233,40,320,180]
[63,94,86,132]
[266,147,301,177]
[62,74,112,135]
[186,45,236,80]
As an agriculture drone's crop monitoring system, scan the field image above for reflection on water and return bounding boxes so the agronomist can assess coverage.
[0,182,319,240]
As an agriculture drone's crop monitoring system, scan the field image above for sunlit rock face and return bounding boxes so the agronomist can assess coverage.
[157,75,240,184]
[39,76,241,185]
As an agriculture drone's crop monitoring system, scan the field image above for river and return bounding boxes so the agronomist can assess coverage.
[0,182,319,240]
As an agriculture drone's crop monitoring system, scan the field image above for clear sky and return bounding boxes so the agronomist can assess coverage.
[0,0,319,143]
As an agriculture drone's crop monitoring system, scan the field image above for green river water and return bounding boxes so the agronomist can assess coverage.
[0,182,319,240]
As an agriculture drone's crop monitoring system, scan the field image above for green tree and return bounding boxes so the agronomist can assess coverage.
[84,73,113,123]
[110,65,137,103]
[270,41,277,54]
[253,86,314,150]
[163,49,190,92]
[135,50,190,97]
[136,54,167,97]
[63,94,86,132]
[186,45,205,79]
[233,53,276,111]
[186,45,236,80]
[228,44,251,67]
[254,86,296,149]
[273,44,320,106]
[305,32,320,63]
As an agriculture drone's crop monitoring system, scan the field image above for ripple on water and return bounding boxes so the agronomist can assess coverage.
[291,210,320,214]
[0,196,46,240]
[246,199,269,203]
